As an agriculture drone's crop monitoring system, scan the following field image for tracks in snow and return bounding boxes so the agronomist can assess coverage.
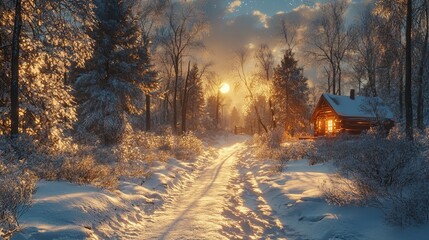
[134,141,245,239]
[221,150,288,239]
[118,137,292,239]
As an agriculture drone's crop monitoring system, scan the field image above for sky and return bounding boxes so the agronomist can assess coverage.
[225,0,324,16]
[189,0,374,110]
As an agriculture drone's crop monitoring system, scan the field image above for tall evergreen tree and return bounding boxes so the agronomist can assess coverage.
[75,0,149,144]
[140,34,159,132]
[272,49,309,136]
[185,64,205,132]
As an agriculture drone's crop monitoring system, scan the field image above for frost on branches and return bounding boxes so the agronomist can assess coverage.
[76,0,158,144]
[0,0,94,150]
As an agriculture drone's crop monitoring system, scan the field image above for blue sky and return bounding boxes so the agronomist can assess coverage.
[225,0,324,16]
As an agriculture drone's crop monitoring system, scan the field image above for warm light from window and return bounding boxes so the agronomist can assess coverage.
[327,119,333,133]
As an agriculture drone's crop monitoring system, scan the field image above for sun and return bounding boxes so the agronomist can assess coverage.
[219,83,230,94]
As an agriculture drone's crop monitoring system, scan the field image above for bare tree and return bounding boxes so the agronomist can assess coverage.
[156,1,208,133]
[373,1,406,119]
[255,44,276,129]
[281,19,296,51]
[235,49,268,133]
[353,7,381,97]
[307,0,353,95]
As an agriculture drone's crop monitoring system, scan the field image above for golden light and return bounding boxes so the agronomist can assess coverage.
[219,83,230,94]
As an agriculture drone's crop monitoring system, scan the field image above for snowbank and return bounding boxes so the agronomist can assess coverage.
[13,153,212,240]
[241,149,429,240]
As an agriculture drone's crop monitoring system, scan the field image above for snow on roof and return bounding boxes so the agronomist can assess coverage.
[322,93,394,119]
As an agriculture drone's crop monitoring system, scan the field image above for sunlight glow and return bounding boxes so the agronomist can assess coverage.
[219,83,230,94]
[327,119,333,133]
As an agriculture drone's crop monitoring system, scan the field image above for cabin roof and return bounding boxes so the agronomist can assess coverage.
[312,93,395,120]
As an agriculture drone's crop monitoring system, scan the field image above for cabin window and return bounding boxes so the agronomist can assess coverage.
[327,119,333,133]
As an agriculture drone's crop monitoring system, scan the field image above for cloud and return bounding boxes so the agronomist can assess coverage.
[252,10,269,28]
[227,0,241,13]
[191,0,373,95]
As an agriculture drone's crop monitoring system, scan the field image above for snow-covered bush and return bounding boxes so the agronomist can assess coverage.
[113,131,203,180]
[385,183,429,226]
[0,168,37,239]
[116,131,203,162]
[268,128,284,149]
[253,133,314,172]
[173,132,204,160]
[319,132,429,226]
[58,156,117,189]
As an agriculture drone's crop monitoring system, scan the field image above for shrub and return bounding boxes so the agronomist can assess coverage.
[0,170,37,239]
[319,132,429,226]
[58,156,117,189]
[173,132,204,160]
[112,131,203,181]
[253,132,314,172]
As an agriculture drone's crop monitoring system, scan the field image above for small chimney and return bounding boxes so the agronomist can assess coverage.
[350,89,355,100]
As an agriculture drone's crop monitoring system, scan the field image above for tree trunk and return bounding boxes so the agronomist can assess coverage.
[332,63,336,95]
[368,68,377,96]
[405,0,413,141]
[214,89,218,128]
[181,61,191,134]
[338,66,342,95]
[399,59,404,120]
[10,0,22,139]
[417,2,428,130]
[145,94,151,131]
[172,57,179,134]
[269,99,276,129]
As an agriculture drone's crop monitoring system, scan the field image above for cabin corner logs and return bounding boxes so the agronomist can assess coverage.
[311,92,395,137]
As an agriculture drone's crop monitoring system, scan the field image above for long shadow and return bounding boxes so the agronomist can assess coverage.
[155,148,240,239]
[256,169,329,239]
[221,148,313,239]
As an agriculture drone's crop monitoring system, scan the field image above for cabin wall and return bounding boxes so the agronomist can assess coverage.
[312,95,395,137]
[312,101,341,136]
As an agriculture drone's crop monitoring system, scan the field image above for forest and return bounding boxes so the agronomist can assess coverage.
[1,0,429,238]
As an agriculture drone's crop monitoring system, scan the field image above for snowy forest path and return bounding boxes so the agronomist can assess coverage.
[134,135,248,239]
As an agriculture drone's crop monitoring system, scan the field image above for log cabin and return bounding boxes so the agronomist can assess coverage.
[311,90,395,136]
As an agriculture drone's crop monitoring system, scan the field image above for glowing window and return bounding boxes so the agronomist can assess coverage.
[327,119,333,133]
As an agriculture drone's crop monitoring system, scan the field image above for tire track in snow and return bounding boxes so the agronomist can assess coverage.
[127,141,246,239]
[220,150,289,240]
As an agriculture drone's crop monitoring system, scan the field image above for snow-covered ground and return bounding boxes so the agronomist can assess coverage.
[236,144,429,240]
[12,134,429,239]
[12,142,216,239]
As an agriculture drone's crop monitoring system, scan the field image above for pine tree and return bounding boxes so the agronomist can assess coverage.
[185,64,205,132]
[140,34,159,132]
[75,0,149,144]
[230,106,241,130]
[272,49,309,136]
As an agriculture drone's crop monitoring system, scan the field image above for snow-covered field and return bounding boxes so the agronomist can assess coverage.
[236,146,429,239]
[12,134,429,239]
